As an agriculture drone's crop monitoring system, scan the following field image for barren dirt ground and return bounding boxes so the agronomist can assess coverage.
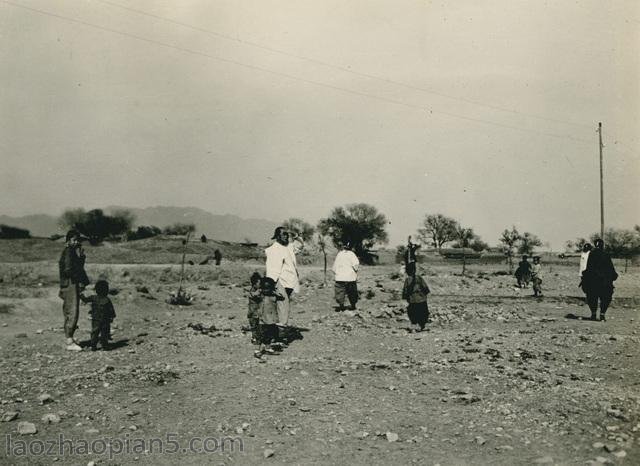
[1,259,639,465]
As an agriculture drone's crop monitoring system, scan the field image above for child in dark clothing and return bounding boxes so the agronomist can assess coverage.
[247,272,262,344]
[254,277,283,358]
[80,279,116,351]
[402,262,430,332]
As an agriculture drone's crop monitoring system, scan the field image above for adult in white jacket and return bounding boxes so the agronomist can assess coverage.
[332,242,360,311]
[265,227,300,326]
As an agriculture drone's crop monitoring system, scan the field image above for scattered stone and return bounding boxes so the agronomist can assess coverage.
[263,449,275,458]
[38,393,54,405]
[532,456,553,464]
[474,436,486,446]
[592,442,605,449]
[386,432,399,442]
[17,422,37,435]
[41,413,61,424]
[1,411,19,422]
[496,445,513,451]
[613,450,626,459]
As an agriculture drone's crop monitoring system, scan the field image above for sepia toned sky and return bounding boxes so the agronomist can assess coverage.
[1,0,639,248]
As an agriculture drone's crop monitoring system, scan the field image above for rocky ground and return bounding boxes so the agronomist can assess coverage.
[0,259,638,465]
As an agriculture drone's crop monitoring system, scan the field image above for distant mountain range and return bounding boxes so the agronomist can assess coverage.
[0,206,279,243]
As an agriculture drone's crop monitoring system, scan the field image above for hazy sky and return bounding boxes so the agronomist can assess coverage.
[1,0,638,248]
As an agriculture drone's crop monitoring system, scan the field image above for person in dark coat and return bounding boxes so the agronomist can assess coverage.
[58,229,90,351]
[514,255,532,288]
[581,239,618,321]
[402,262,430,332]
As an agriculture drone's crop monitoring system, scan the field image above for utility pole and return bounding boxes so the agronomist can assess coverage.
[598,122,604,239]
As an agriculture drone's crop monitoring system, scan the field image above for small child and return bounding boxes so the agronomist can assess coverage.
[531,256,543,297]
[247,272,262,344]
[254,277,282,358]
[402,262,430,332]
[80,279,116,351]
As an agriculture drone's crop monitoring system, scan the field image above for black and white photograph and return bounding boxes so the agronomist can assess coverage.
[1,1,639,464]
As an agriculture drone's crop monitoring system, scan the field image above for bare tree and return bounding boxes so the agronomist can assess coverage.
[456,226,475,275]
[517,232,543,256]
[417,214,459,251]
[499,226,521,273]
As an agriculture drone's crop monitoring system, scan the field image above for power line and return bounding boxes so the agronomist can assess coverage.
[2,0,594,146]
[97,0,594,131]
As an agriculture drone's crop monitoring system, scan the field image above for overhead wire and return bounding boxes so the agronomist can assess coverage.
[2,0,597,149]
[96,0,595,131]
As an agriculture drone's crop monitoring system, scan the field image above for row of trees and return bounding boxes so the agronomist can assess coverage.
[566,226,640,270]
[0,224,31,239]
[58,208,196,244]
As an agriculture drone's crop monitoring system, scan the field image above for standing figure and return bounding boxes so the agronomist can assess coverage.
[58,230,90,351]
[332,242,360,311]
[531,256,543,297]
[581,239,618,321]
[265,227,300,327]
[247,272,262,344]
[402,262,431,332]
[80,279,116,351]
[404,236,421,270]
[254,277,283,358]
[514,255,532,288]
[213,249,222,266]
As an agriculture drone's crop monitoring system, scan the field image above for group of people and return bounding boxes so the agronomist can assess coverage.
[56,225,619,355]
[514,255,543,297]
[58,229,116,351]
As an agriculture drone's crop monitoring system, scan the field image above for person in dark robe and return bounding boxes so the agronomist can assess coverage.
[581,239,618,321]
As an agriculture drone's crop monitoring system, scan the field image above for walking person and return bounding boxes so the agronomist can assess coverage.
[581,239,618,321]
[58,230,90,351]
[332,242,360,311]
[265,227,300,327]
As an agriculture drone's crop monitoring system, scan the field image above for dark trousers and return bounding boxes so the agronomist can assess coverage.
[90,318,110,348]
[407,302,429,329]
[335,281,358,309]
[586,288,613,317]
[248,317,260,341]
[257,324,277,345]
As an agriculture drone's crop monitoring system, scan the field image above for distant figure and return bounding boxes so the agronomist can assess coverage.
[213,249,222,266]
[80,279,116,351]
[254,277,283,358]
[514,255,532,288]
[247,272,262,345]
[265,227,300,327]
[402,262,430,332]
[404,236,421,270]
[332,242,360,311]
[58,230,90,351]
[531,256,543,297]
[200,234,207,243]
[581,239,618,321]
